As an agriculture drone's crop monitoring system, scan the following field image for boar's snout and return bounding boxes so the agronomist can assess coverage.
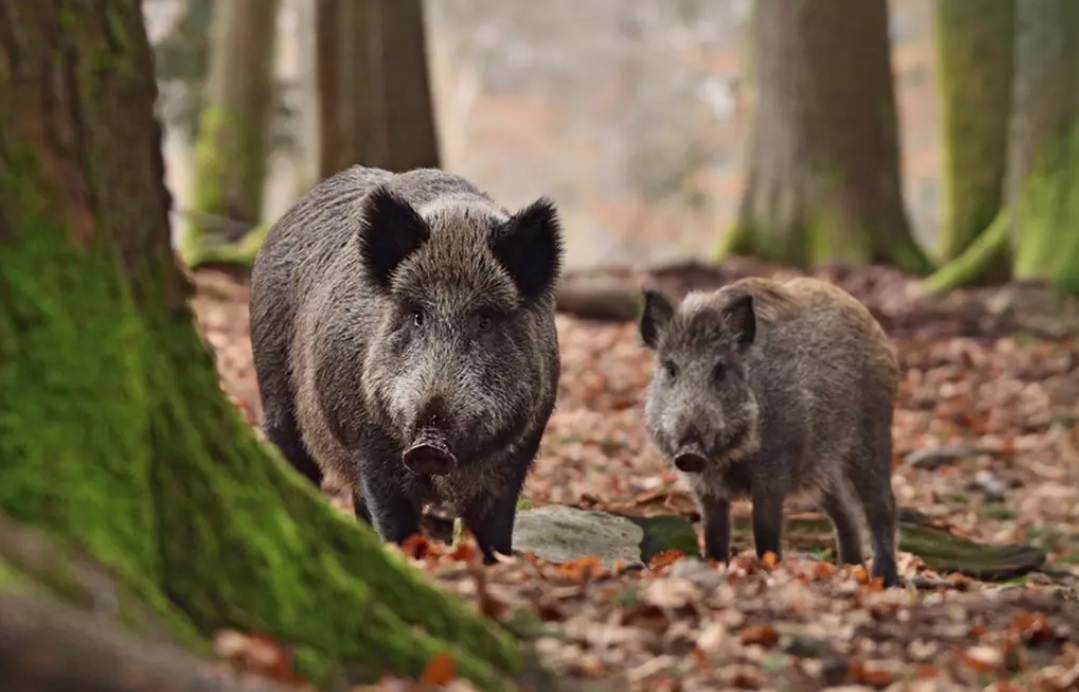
[402,430,458,476]
[672,438,709,474]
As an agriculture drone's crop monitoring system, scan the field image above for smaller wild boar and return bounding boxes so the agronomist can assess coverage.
[249,166,563,563]
[638,277,901,587]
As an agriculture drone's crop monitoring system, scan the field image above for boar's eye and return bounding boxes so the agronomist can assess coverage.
[411,307,425,327]
[662,360,678,379]
[477,314,493,332]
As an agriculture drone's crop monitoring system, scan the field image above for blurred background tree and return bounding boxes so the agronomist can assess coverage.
[315,0,441,180]
[179,0,282,265]
[932,0,1014,281]
[720,0,929,274]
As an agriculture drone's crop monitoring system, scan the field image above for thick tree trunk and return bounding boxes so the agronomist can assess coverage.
[933,0,1015,277]
[0,2,521,688]
[181,0,280,265]
[724,0,929,275]
[316,0,441,179]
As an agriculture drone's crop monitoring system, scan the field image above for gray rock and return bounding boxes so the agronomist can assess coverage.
[512,505,645,569]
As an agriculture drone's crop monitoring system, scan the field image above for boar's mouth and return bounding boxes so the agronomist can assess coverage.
[672,441,709,474]
[402,430,458,476]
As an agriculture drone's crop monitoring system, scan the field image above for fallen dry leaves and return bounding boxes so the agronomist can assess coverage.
[192,262,1079,691]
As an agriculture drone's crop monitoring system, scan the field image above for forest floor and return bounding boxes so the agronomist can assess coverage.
[192,258,1079,692]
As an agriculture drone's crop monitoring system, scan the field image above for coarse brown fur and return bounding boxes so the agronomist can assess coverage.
[639,276,902,586]
[249,165,562,561]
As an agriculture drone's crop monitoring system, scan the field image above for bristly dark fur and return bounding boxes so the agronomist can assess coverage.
[639,276,902,587]
[249,165,564,563]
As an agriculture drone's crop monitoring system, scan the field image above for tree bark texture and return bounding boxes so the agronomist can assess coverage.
[315,0,441,179]
[1006,0,1079,292]
[0,1,521,688]
[726,0,929,274]
[182,0,280,262]
[933,0,1015,273]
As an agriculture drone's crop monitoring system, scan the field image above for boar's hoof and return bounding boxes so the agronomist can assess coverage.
[402,434,457,476]
[672,444,709,474]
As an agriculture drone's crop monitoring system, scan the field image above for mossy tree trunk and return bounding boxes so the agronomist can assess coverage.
[722,0,930,275]
[0,2,521,689]
[1007,0,1079,293]
[933,0,1015,280]
[181,0,280,266]
[315,0,441,179]
[925,1,1079,295]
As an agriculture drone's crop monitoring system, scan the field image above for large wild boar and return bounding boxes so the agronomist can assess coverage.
[249,166,563,562]
[638,277,901,587]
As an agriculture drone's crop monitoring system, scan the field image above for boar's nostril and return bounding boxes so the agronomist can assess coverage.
[672,439,709,474]
[402,430,457,476]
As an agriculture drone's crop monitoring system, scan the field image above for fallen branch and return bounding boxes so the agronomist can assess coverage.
[554,282,641,322]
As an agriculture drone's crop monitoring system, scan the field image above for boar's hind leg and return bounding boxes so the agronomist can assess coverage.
[847,429,900,587]
[819,482,865,566]
[749,486,785,560]
[700,498,732,563]
[262,405,323,488]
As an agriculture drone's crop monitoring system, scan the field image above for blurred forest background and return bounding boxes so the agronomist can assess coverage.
[145,0,959,271]
[146,0,1079,294]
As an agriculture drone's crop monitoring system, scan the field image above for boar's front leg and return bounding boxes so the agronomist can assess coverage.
[700,498,732,563]
[463,444,534,564]
[354,449,420,544]
[464,491,519,564]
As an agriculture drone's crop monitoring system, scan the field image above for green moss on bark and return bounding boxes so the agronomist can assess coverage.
[1013,126,1079,294]
[0,159,160,589]
[922,209,1011,293]
[934,0,1016,264]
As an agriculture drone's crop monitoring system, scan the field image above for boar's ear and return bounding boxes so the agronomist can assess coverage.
[357,186,431,290]
[722,293,756,349]
[639,288,674,350]
[491,197,564,303]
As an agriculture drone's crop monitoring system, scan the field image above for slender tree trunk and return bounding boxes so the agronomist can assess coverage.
[181,0,280,264]
[0,2,521,688]
[933,0,1015,276]
[316,0,441,179]
[723,0,929,275]
[293,0,321,199]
